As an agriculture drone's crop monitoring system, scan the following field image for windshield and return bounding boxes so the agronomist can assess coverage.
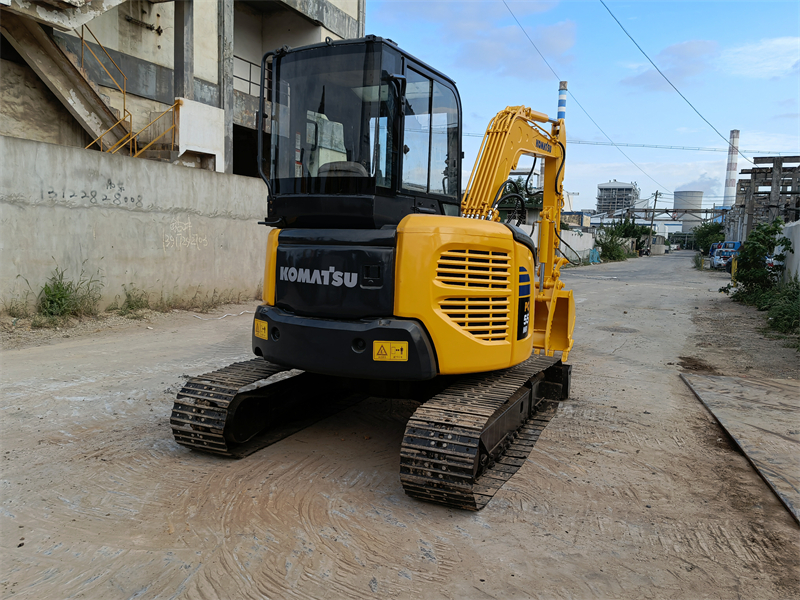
[270,44,399,195]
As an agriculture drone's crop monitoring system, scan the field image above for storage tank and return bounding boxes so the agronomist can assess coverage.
[674,191,703,233]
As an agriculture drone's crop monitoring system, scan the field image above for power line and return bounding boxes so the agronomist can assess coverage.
[501,1,673,194]
[464,133,786,154]
[598,0,754,166]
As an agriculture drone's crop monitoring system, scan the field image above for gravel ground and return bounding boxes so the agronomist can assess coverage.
[1,252,797,600]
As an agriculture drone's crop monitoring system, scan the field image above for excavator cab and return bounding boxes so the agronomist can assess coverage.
[259,36,462,229]
[252,36,571,382]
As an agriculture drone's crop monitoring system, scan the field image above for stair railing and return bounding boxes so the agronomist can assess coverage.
[79,24,134,154]
[129,100,180,158]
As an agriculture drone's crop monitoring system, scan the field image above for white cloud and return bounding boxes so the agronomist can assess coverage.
[675,173,720,195]
[621,40,718,92]
[370,1,570,81]
[738,130,800,154]
[719,37,800,78]
[562,158,728,211]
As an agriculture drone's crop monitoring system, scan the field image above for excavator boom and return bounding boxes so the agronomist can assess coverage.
[463,106,575,360]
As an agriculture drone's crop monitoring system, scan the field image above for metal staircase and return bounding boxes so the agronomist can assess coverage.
[1,8,177,162]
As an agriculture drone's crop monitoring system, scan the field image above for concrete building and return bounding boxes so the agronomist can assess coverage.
[562,211,591,230]
[1,0,365,174]
[596,180,640,215]
[0,0,365,306]
[724,156,799,241]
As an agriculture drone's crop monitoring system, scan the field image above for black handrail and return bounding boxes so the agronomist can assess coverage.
[256,50,276,200]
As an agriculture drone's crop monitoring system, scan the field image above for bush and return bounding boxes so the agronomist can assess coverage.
[692,253,704,270]
[768,290,800,333]
[595,228,627,262]
[693,221,725,255]
[3,290,32,318]
[720,221,797,340]
[37,263,102,319]
[107,285,150,316]
[730,220,792,299]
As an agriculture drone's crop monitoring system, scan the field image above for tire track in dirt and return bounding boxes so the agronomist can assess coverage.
[146,398,462,599]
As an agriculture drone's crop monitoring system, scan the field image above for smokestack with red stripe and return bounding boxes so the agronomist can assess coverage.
[723,129,739,207]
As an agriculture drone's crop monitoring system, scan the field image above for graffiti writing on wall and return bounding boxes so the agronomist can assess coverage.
[41,179,143,208]
[163,217,208,251]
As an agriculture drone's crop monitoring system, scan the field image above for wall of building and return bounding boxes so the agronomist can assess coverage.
[782,220,800,281]
[61,1,218,85]
[0,59,89,148]
[233,2,344,70]
[0,136,269,308]
[331,0,360,21]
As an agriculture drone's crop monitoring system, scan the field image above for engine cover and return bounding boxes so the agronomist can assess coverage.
[274,229,396,319]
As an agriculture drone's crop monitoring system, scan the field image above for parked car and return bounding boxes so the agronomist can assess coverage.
[712,249,737,269]
[766,255,784,269]
[720,241,742,251]
[709,242,722,257]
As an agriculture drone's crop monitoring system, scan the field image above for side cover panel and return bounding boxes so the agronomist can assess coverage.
[394,215,535,375]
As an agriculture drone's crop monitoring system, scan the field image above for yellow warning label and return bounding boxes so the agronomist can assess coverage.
[373,341,409,362]
[254,319,269,340]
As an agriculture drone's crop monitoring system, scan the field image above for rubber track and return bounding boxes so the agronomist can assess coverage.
[170,358,289,457]
[399,355,561,510]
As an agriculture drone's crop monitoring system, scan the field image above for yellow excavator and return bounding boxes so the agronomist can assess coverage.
[171,36,575,510]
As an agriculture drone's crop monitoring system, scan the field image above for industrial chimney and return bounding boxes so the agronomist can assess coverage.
[723,130,739,207]
[558,81,567,120]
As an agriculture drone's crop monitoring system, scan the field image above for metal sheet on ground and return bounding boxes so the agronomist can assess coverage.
[681,374,800,525]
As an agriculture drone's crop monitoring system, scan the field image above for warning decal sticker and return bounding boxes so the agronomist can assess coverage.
[254,319,269,341]
[373,341,409,362]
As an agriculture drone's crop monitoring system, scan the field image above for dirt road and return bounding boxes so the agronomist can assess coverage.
[1,252,797,599]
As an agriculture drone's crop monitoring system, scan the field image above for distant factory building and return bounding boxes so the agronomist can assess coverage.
[596,180,640,215]
[562,211,591,229]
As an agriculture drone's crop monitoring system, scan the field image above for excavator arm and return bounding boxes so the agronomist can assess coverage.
[462,106,575,360]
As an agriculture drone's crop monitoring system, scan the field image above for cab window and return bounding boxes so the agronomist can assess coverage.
[402,69,431,193]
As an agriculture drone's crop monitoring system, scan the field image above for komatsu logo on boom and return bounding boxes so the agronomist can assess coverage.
[279,266,358,288]
[535,139,552,153]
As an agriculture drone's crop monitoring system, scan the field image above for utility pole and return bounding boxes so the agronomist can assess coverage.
[647,190,658,254]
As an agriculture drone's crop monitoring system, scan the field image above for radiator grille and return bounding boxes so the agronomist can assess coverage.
[439,297,511,341]
[435,249,510,288]
[437,249,511,342]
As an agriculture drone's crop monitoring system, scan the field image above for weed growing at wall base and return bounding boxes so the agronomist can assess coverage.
[106,285,150,317]
[32,262,103,327]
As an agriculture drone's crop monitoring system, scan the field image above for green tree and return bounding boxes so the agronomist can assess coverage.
[595,226,628,262]
[604,218,653,251]
[731,220,793,298]
[692,221,725,255]
[505,176,542,208]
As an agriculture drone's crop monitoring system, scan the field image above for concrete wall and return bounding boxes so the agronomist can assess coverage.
[0,59,89,148]
[175,98,225,172]
[782,220,800,281]
[234,3,331,67]
[0,136,269,308]
[524,224,596,262]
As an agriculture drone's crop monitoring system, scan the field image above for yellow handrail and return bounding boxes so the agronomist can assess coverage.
[79,24,127,117]
[85,111,133,153]
[130,100,180,158]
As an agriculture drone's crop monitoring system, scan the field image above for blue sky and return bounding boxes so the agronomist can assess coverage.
[366,0,800,211]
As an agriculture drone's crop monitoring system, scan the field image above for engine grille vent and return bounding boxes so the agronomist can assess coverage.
[439,297,511,342]
[437,248,511,342]
[436,249,510,289]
